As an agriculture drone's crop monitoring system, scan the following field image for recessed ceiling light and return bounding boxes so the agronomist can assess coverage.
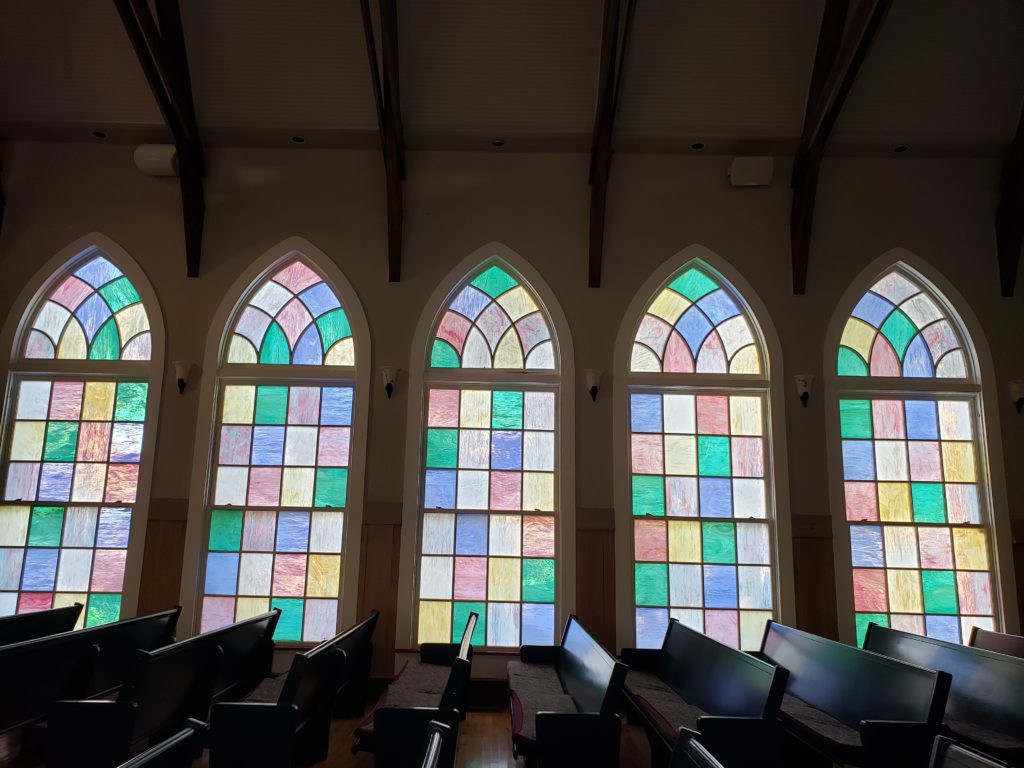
[290,135,305,145]
[491,139,505,148]
[92,130,107,140]
[894,145,909,153]
[690,142,705,151]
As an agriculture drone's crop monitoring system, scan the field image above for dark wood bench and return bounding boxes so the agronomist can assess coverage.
[507,614,628,768]
[0,603,83,646]
[115,719,206,768]
[968,626,1024,659]
[418,720,455,768]
[930,737,1010,768]
[208,611,379,767]
[864,623,1024,765]
[671,732,726,768]
[354,611,477,767]
[0,607,180,737]
[759,621,950,768]
[331,609,379,717]
[622,618,788,768]
[48,610,280,767]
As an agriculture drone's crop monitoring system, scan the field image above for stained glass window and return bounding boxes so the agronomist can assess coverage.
[2,249,154,626]
[836,268,996,647]
[417,261,560,648]
[199,258,357,643]
[628,264,775,650]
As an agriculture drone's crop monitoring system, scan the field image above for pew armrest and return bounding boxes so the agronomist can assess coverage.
[47,699,137,768]
[420,643,460,665]
[535,712,621,767]
[861,719,940,768]
[619,647,661,673]
[374,707,461,768]
[697,715,784,767]
[210,702,298,767]
[520,645,560,664]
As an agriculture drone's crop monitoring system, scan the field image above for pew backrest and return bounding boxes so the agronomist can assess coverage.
[279,634,346,721]
[556,615,627,716]
[85,607,181,695]
[334,609,379,684]
[930,736,1010,768]
[968,626,1024,660]
[116,718,206,768]
[438,612,477,711]
[660,618,786,718]
[0,603,82,646]
[195,609,280,702]
[761,621,948,729]
[864,623,1024,737]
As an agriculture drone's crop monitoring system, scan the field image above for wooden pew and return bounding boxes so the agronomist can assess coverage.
[0,603,83,646]
[354,612,477,768]
[208,611,379,767]
[507,614,628,768]
[670,732,726,768]
[621,619,788,768]
[418,721,455,768]
[115,719,206,768]
[0,607,180,737]
[930,737,1010,768]
[331,609,379,717]
[968,626,1024,659]
[759,621,950,768]
[864,624,1024,765]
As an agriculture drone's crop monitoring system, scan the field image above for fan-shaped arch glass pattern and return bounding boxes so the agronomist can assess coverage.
[631,267,761,375]
[838,271,966,379]
[23,255,152,361]
[429,265,555,370]
[226,260,354,366]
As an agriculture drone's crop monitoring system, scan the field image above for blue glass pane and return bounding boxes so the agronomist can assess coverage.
[276,512,310,552]
[293,325,323,365]
[298,282,341,317]
[630,394,663,433]
[448,286,492,321]
[75,257,123,288]
[925,615,960,644]
[22,549,59,591]
[903,335,934,378]
[251,427,285,465]
[842,441,876,480]
[521,603,555,645]
[675,307,713,353]
[424,470,457,508]
[205,552,239,595]
[699,478,732,518]
[97,507,132,547]
[850,526,884,567]
[321,388,353,426]
[635,608,669,649]
[703,565,738,608]
[38,463,73,501]
[490,431,523,470]
[455,514,488,555]
[76,292,113,341]
[696,290,740,325]
[851,292,895,328]
[905,401,939,440]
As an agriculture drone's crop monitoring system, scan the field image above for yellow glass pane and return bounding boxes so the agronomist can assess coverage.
[487,557,521,601]
[941,443,976,483]
[494,330,524,368]
[115,304,149,343]
[664,436,697,475]
[647,290,691,325]
[9,422,45,461]
[307,554,341,597]
[496,285,538,321]
[878,483,911,522]
[630,344,661,372]
[280,468,314,507]
[739,611,772,651]
[236,597,270,621]
[326,337,355,366]
[840,318,875,361]
[952,528,988,570]
[668,521,701,562]
[57,321,87,359]
[82,382,116,421]
[418,601,452,643]
[227,337,257,363]
[883,526,918,568]
[729,345,761,374]
[53,593,88,628]
[0,506,31,545]
[459,390,490,428]
[730,397,763,436]
[522,473,554,511]
[887,570,922,613]
[222,385,256,424]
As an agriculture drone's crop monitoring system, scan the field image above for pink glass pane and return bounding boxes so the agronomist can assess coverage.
[845,483,879,522]
[869,336,901,376]
[78,422,113,462]
[51,276,95,311]
[872,400,905,438]
[90,549,127,591]
[918,527,954,568]
[18,593,53,612]
[476,303,512,350]
[437,312,472,354]
[219,426,252,465]
[428,390,460,427]
[522,516,555,557]
[201,597,235,632]
[636,316,672,358]
[696,396,729,435]
[453,557,487,599]
[489,472,522,510]
[516,313,550,354]
[956,571,992,615]
[908,442,942,481]
[705,610,739,648]
[104,465,138,503]
[853,569,888,612]
[317,427,350,466]
[50,382,84,419]
[731,438,764,478]
[695,332,727,373]
[288,387,321,425]
[634,520,668,561]
[664,331,695,373]
[272,554,307,596]
[272,261,321,293]
[666,477,698,517]
[243,511,277,551]
[248,468,282,506]
[631,434,664,474]
[275,299,314,347]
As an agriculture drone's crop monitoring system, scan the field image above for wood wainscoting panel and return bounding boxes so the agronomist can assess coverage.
[791,514,839,640]
[137,518,187,615]
[358,522,402,677]
[575,528,616,652]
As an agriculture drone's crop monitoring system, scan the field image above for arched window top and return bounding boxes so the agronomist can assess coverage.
[428,263,556,371]
[837,268,968,380]
[22,253,152,362]
[224,257,354,367]
[630,264,763,375]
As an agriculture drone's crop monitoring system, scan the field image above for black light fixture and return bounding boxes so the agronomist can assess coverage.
[291,135,306,145]
[690,142,705,151]
[381,367,397,399]
[92,130,108,140]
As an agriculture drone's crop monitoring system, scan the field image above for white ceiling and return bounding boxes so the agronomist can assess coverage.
[0,0,1020,155]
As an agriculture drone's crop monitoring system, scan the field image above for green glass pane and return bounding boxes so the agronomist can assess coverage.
[115,382,149,422]
[452,602,486,645]
[911,483,946,523]
[855,612,888,648]
[88,317,121,361]
[880,309,917,360]
[840,400,873,438]
[632,476,665,516]
[28,506,64,547]
[491,391,524,429]
[922,570,958,615]
[98,276,141,312]
[697,436,731,477]
[86,593,122,627]
[471,265,519,299]
[837,347,869,377]
[44,422,79,461]
[426,428,458,468]
[668,268,718,302]
[635,563,668,605]
[316,308,351,350]
[315,468,348,508]
[522,558,555,602]
[259,322,291,364]
[430,339,460,368]
[208,508,243,551]
[271,597,304,641]
[702,522,736,563]
[254,386,288,425]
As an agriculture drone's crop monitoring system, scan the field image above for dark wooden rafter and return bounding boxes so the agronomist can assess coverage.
[588,0,636,288]
[996,106,1024,296]
[361,0,406,282]
[114,0,205,277]
[791,0,891,294]
[0,161,6,237]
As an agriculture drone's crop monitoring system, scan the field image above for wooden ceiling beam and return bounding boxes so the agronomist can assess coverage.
[996,107,1024,296]
[588,0,635,288]
[361,0,405,282]
[115,0,205,277]
[791,0,891,294]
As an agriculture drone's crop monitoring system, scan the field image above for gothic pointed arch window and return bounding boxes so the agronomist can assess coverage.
[197,256,361,642]
[832,265,998,645]
[415,261,562,648]
[625,261,777,650]
[1,241,162,626]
